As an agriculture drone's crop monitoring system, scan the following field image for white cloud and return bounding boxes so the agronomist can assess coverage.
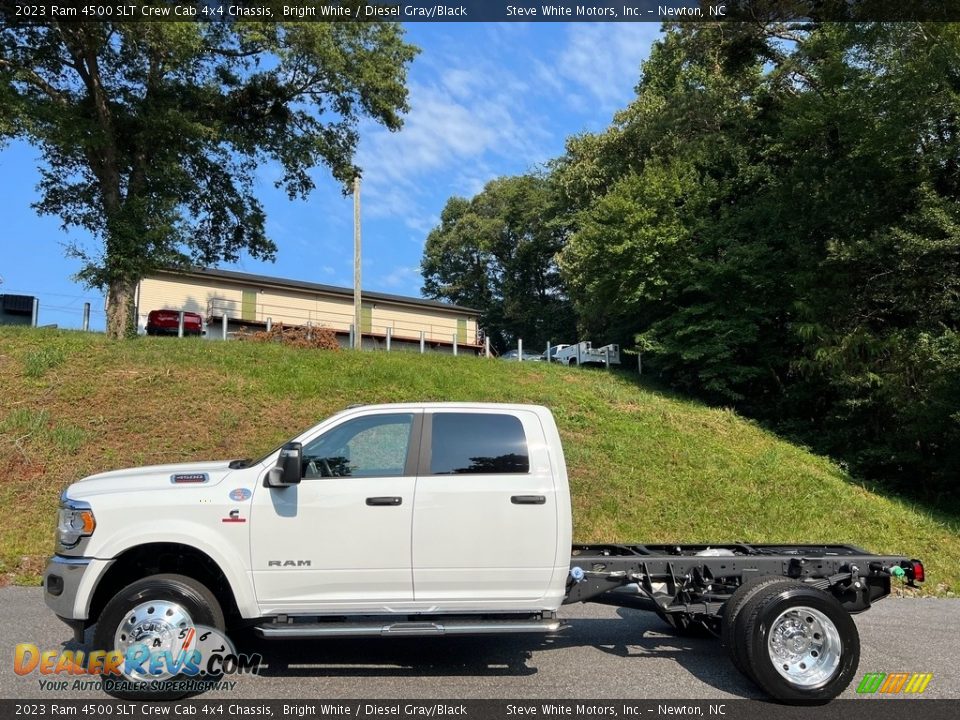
[404,213,439,236]
[356,55,553,227]
[377,265,422,291]
[553,24,660,110]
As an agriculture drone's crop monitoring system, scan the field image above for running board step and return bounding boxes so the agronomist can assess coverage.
[255,617,562,639]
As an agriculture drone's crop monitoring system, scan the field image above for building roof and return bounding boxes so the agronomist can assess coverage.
[157,267,480,315]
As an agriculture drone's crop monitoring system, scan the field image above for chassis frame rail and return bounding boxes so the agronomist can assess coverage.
[564,543,921,617]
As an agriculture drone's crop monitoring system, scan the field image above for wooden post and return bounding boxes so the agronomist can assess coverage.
[353,175,362,350]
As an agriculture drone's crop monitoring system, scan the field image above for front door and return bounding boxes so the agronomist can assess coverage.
[250,411,421,612]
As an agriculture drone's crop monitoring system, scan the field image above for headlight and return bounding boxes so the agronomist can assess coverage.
[57,497,96,548]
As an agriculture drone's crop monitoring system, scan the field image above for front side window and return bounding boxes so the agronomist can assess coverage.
[302,413,414,478]
[430,413,530,475]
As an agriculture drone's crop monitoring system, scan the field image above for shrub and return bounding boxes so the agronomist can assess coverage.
[235,323,340,351]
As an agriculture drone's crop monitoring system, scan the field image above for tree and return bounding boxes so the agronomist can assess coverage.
[555,21,960,494]
[0,19,417,337]
[421,175,576,352]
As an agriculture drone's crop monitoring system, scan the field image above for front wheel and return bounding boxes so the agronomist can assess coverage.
[92,574,224,700]
[738,582,859,702]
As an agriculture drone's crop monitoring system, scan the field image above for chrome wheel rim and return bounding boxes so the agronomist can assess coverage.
[113,600,195,682]
[767,605,841,688]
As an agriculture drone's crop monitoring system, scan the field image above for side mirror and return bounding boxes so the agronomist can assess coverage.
[265,442,302,488]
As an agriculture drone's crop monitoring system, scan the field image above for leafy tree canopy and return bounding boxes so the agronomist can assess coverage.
[557,21,960,494]
[421,175,576,353]
[0,19,418,337]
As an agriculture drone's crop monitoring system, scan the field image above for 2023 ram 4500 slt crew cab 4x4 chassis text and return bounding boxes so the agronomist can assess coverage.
[43,403,924,702]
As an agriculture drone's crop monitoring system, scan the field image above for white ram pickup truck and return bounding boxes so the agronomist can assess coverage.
[43,403,923,702]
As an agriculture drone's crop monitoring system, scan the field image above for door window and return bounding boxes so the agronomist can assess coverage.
[430,413,529,475]
[302,414,414,478]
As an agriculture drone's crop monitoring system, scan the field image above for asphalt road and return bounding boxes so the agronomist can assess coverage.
[1,587,957,701]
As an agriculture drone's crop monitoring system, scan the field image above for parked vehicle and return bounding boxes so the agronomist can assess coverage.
[500,349,542,362]
[43,403,923,702]
[542,343,570,361]
[554,341,620,366]
[145,309,203,336]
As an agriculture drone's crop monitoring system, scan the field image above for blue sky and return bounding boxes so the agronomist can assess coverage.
[0,22,660,331]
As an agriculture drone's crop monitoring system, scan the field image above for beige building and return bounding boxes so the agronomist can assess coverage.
[136,268,482,353]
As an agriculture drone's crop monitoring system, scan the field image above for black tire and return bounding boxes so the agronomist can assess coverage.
[739,583,859,703]
[92,574,224,700]
[721,576,798,679]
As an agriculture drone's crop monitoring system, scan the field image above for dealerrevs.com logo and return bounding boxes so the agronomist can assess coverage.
[856,672,933,695]
[14,626,261,693]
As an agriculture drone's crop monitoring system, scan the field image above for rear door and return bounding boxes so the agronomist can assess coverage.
[411,409,558,603]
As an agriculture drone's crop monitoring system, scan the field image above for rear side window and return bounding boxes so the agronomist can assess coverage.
[430,413,529,475]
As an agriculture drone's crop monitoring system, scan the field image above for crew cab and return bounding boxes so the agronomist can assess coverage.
[43,403,923,702]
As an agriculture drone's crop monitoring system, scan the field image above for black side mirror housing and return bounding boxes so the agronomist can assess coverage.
[265,442,302,488]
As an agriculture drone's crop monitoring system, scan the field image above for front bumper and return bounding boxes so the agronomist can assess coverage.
[43,555,114,634]
[43,555,92,618]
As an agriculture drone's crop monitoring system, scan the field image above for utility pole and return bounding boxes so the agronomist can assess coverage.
[353,175,362,350]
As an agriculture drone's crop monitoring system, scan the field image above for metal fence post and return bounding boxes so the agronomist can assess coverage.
[82,303,90,331]
[177,311,184,338]
[221,314,228,340]
[31,298,39,327]
[638,353,643,376]
[485,336,490,358]
[452,334,458,356]
[604,347,610,370]
[546,341,551,363]
[386,327,392,352]
[266,317,272,332]
[420,330,425,354]
[518,338,523,361]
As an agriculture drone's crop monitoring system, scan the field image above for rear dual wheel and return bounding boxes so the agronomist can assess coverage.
[722,580,859,702]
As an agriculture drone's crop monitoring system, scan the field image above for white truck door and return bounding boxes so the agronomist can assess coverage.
[250,411,421,612]
[412,410,558,603]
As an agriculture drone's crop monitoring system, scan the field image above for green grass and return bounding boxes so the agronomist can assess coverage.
[0,326,956,594]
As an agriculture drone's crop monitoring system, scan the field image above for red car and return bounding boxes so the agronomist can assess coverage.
[145,309,203,336]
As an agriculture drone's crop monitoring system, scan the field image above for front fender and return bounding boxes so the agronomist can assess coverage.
[86,519,258,619]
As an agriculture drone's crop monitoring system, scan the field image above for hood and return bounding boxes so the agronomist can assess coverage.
[65,460,237,500]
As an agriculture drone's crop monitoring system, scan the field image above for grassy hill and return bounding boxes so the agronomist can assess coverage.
[0,326,955,594]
